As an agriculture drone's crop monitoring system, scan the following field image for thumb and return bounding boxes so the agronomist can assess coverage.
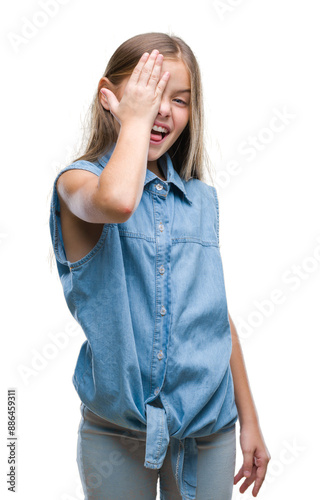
[100,88,119,116]
[242,450,254,477]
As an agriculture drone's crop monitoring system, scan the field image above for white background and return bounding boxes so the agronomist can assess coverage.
[1,0,319,498]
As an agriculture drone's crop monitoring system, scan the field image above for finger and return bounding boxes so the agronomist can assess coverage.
[242,450,255,478]
[130,52,150,85]
[233,467,244,485]
[155,70,170,96]
[252,465,267,497]
[239,478,255,495]
[138,49,160,86]
[252,477,264,497]
[147,53,164,89]
[239,468,257,494]
[100,88,119,116]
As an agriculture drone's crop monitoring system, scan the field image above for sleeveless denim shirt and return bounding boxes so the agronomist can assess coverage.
[49,143,238,500]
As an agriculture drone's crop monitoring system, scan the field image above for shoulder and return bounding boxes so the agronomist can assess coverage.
[183,178,220,242]
[183,177,218,204]
[54,159,103,185]
[53,160,104,199]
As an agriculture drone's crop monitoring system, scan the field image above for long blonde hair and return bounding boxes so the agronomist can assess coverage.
[72,31,214,183]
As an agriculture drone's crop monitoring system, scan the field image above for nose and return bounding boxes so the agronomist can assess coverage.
[157,96,171,117]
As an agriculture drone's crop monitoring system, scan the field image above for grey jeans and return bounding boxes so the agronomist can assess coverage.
[76,402,236,500]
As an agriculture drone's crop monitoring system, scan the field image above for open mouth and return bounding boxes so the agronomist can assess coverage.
[150,128,170,144]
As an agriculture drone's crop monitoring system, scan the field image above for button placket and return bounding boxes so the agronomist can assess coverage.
[158,215,166,363]
[150,182,171,400]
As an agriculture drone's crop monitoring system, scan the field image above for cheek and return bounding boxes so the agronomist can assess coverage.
[174,110,189,132]
[175,119,189,137]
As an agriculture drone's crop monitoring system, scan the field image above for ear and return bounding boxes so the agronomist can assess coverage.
[98,77,113,111]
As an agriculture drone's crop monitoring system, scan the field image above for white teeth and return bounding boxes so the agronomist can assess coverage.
[152,125,169,133]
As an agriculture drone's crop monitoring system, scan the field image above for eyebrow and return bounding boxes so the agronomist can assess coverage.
[175,89,191,93]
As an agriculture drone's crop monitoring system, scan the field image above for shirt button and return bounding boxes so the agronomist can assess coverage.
[156,183,163,191]
[160,306,166,316]
[159,223,164,231]
[159,265,165,274]
[154,387,160,395]
[157,350,164,360]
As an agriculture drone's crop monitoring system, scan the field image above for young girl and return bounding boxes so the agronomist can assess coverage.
[49,32,270,500]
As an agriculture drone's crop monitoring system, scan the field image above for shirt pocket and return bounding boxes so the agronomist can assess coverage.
[117,197,155,241]
[171,187,219,247]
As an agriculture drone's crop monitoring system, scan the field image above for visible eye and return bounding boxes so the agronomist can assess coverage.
[173,98,188,105]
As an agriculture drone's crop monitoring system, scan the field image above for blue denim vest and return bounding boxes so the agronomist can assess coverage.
[49,143,238,500]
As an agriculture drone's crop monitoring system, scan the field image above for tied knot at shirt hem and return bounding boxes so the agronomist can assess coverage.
[144,403,198,500]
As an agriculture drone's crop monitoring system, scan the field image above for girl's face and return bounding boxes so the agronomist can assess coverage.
[146,58,191,167]
[110,58,191,169]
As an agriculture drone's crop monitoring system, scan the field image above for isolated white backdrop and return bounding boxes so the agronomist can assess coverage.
[1,0,319,499]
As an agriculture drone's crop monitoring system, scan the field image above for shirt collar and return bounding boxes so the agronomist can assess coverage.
[97,143,193,205]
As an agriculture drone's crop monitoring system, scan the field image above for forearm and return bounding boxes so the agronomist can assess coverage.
[228,313,260,429]
[97,121,151,214]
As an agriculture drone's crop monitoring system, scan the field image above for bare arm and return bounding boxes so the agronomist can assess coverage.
[56,121,152,224]
[228,312,259,427]
[229,312,271,497]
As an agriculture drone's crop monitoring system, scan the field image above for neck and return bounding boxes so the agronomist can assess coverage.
[148,160,166,181]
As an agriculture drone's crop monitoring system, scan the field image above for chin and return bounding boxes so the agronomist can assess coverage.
[148,142,171,157]
[148,150,164,160]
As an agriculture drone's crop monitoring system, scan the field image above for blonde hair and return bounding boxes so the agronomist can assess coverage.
[72,31,214,183]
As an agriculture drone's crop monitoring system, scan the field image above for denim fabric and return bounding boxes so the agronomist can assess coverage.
[77,402,236,499]
[49,143,238,500]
